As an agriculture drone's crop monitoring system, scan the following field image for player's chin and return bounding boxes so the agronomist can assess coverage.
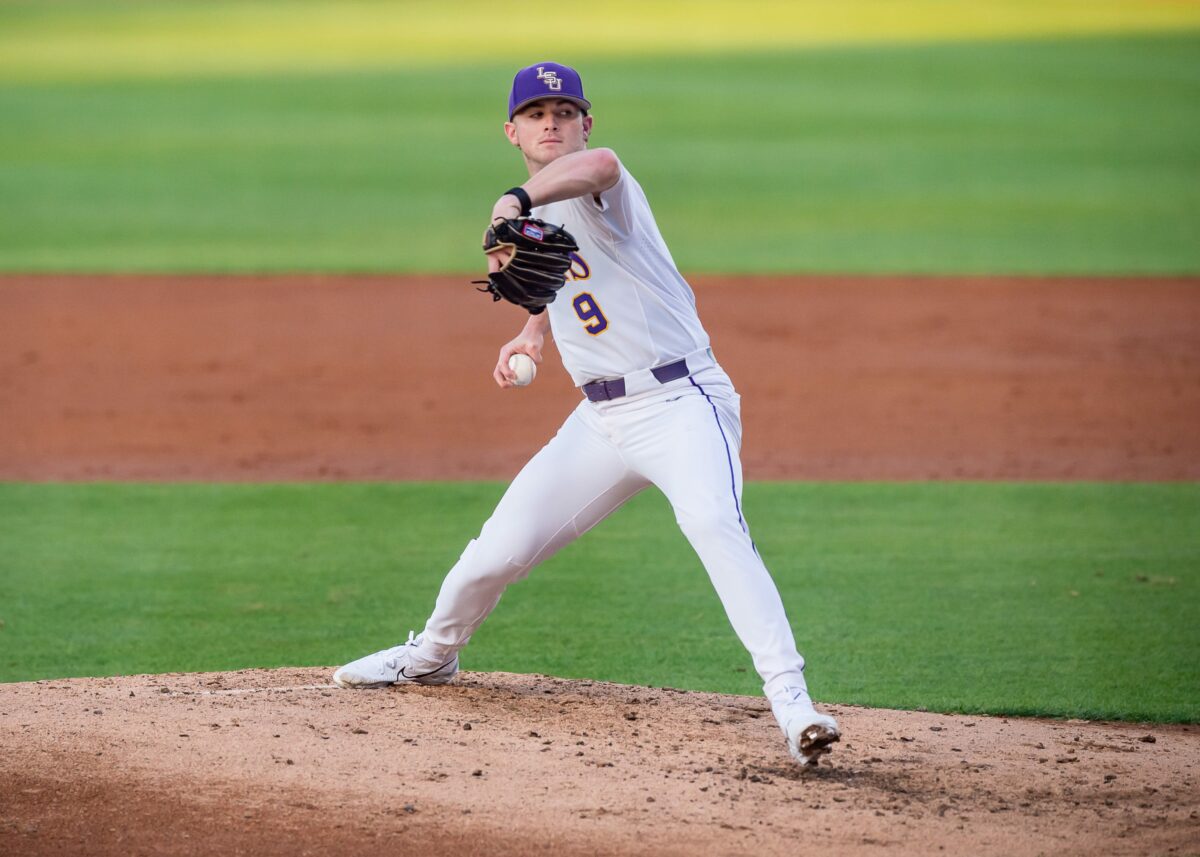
[537,142,571,160]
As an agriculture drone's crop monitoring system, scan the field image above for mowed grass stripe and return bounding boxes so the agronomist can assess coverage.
[2,34,1198,274]
[1,482,1196,722]
[3,0,1199,82]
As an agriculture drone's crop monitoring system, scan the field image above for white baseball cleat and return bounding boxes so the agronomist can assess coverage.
[332,632,459,688]
[771,686,841,766]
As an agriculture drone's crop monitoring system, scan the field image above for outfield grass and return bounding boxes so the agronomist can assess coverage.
[1,33,1198,273]
[5,0,1198,82]
[1,482,1196,723]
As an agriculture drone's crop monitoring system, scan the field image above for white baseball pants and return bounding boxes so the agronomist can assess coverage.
[420,363,809,700]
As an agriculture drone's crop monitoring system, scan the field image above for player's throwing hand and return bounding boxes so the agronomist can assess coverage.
[493,319,545,388]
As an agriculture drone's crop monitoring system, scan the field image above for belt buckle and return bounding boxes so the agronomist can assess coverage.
[585,377,625,402]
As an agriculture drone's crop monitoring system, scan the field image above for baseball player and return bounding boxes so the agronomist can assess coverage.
[334,62,840,765]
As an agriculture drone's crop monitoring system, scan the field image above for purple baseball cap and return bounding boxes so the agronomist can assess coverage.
[508,62,590,119]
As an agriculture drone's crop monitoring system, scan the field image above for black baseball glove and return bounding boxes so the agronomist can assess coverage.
[474,217,579,314]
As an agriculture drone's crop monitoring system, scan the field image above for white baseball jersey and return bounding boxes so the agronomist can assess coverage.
[533,164,711,387]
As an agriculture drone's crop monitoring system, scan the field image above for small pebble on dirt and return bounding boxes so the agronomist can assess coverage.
[351,727,368,734]
[472,770,483,777]
[463,723,472,730]
[403,804,416,814]
[1139,735,1157,743]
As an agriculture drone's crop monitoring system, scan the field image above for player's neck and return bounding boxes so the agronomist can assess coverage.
[523,154,547,177]
[522,144,587,177]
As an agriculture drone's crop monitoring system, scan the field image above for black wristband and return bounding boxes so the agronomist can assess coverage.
[504,186,533,217]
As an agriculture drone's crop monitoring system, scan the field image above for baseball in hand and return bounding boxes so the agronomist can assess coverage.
[508,353,537,386]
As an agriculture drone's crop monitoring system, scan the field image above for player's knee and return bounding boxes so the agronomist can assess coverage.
[464,532,538,580]
[674,503,745,541]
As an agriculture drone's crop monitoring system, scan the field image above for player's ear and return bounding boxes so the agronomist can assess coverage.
[582,114,593,142]
[503,121,520,148]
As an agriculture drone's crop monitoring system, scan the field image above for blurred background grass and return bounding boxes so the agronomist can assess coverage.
[6,0,1198,81]
[1,482,1196,722]
[1,1,1197,273]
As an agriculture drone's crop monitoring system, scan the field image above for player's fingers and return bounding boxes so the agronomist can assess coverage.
[496,346,519,382]
[486,247,512,274]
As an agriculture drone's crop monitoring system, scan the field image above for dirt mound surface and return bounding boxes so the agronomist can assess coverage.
[2,669,1195,856]
[2,274,1198,481]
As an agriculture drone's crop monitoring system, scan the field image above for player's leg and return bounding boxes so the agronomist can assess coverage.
[621,377,805,693]
[420,404,646,657]
[620,372,839,763]
[333,403,647,687]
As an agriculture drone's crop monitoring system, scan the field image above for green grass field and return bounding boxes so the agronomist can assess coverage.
[1,27,1198,272]
[2,483,1196,722]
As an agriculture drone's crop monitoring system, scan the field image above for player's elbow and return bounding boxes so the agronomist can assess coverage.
[587,148,621,192]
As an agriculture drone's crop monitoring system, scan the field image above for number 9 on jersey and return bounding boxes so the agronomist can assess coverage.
[572,292,609,335]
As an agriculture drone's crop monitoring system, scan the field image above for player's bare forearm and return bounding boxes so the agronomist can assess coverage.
[493,312,551,388]
[492,149,621,220]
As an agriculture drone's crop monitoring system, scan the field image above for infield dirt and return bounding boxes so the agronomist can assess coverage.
[2,669,1197,857]
[1,274,1198,480]
[2,274,1198,855]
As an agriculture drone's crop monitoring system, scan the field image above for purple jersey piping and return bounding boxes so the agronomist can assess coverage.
[689,377,748,535]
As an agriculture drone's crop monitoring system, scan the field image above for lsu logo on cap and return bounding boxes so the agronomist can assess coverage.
[537,67,562,91]
[522,222,545,241]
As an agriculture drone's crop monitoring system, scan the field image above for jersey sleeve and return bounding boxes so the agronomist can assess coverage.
[585,163,637,240]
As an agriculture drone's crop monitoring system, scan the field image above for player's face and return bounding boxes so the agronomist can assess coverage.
[504,98,592,166]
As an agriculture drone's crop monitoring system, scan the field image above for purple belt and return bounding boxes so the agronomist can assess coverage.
[582,358,690,402]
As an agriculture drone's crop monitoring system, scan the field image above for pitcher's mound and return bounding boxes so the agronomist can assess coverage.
[1,668,1195,856]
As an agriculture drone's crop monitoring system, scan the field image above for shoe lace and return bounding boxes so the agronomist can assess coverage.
[382,631,419,671]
